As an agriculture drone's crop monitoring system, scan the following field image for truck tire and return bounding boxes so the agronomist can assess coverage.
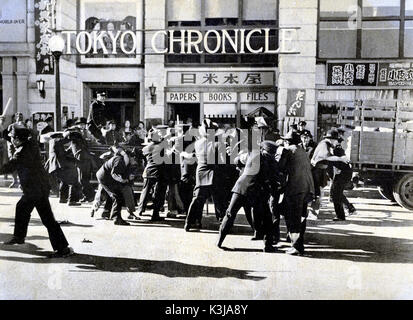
[393,174,413,211]
[377,184,396,202]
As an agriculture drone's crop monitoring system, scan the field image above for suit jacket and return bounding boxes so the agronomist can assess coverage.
[283,145,315,197]
[142,141,165,179]
[87,100,107,128]
[194,137,224,187]
[46,137,75,173]
[0,140,50,197]
[96,155,127,187]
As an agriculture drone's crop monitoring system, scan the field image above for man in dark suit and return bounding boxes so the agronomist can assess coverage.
[184,119,227,231]
[46,132,81,205]
[136,126,168,221]
[297,120,312,137]
[103,120,123,146]
[96,146,133,225]
[281,131,315,255]
[63,130,96,203]
[39,116,54,136]
[87,91,108,143]
[0,127,73,258]
[217,143,281,252]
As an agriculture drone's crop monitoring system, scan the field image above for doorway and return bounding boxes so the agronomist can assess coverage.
[168,103,200,127]
[83,83,140,128]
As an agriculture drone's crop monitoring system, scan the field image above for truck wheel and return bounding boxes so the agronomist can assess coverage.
[377,184,396,202]
[393,174,413,211]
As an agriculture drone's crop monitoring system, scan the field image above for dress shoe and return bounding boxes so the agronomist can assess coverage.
[216,238,224,249]
[166,211,177,218]
[48,247,74,258]
[251,234,264,241]
[332,217,346,221]
[4,237,25,245]
[90,209,95,218]
[263,246,277,253]
[8,182,18,188]
[114,219,130,226]
[285,247,303,256]
[184,223,191,231]
[348,209,358,216]
[128,214,141,220]
[68,202,81,207]
[101,211,110,220]
[150,216,165,222]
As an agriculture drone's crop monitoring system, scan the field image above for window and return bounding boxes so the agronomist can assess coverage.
[319,22,357,58]
[361,21,400,57]
[166,0,278,65]
[318,0,413,59]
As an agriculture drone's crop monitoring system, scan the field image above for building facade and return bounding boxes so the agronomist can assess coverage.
[0,0,411,139]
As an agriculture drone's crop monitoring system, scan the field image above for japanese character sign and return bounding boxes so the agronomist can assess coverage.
[286,89,306,117]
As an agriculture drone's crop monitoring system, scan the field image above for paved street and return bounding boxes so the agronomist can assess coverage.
[0,180,413,300]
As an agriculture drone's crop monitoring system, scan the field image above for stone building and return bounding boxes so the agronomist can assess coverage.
[0,0,411,139]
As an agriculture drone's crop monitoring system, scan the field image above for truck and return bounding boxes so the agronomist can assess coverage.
[338,99,413,211]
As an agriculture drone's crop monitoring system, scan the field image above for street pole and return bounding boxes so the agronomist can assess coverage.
[53,52,62,131]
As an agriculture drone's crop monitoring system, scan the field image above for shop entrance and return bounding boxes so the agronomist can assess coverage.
[168,103,200,127]
[83,83,140,128]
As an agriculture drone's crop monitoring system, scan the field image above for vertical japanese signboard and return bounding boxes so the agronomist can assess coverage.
[34,0,56,74]
[286,89,306,117]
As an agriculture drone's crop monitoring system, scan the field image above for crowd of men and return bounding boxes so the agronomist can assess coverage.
[0,91,356,257]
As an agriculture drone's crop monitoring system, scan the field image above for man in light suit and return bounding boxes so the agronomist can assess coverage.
[184,119,227,231]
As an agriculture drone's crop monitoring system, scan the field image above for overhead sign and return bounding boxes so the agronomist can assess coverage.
[240,92,275,102]
[166,92,200,103]
[167,71,275,87]
[327,62,378,86]
[203,92,237,103]
[0,0,27,42]
[377,62,413,87]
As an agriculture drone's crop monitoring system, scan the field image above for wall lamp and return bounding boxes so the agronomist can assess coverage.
[149,83,157,105]
[36,78,46,98]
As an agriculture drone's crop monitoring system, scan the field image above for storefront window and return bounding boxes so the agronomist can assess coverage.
[319,22,357,58]
[361,21,400,57]
[166,0,278,65]
[80,0,143,65]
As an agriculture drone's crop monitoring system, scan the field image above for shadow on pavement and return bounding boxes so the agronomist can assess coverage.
[0,241,264,281]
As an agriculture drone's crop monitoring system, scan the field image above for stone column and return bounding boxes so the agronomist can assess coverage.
[16,57,29,117]
[144,0,167,127]
[278,0,318,135]
[1,57,16,116]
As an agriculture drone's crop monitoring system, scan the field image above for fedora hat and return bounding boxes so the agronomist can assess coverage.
[282,131,301,145]
[324,129,340,140]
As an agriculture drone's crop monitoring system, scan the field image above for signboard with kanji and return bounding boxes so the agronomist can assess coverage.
[327,62,378,86]
[377,62,413,87]
[286,89,306,117]
[167,71,275,87]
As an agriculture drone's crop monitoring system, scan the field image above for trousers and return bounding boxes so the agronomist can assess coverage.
[14,194,69,252]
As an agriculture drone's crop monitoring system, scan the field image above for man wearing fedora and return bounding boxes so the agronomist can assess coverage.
[136,125,169,221]
[310,129,341,215]
[281,131,314,255]
[184,119,227,231]
[0,127,73,258]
